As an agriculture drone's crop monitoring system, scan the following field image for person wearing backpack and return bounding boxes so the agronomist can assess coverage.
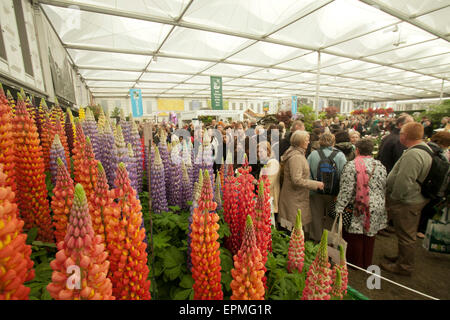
[382,122,434,276]
[307,132,347,242]
[416,131,450,239]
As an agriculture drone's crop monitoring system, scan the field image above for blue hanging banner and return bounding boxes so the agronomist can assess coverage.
[291,95,297,115]
[130,88,143,117]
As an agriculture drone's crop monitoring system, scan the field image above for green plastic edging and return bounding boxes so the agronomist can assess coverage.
[347,285,370,300]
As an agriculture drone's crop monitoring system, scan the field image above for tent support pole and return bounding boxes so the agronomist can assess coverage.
[314,51,321,118]
[440,79,444,104]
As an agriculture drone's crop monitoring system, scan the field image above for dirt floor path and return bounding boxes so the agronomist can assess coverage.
[347,231,450,300]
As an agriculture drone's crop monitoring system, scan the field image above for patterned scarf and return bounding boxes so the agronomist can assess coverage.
[354,156,372,232]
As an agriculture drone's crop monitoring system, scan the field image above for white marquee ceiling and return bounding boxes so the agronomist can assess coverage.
[39,0,450,102]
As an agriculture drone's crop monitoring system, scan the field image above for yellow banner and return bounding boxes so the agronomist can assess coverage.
[157,99,184,111]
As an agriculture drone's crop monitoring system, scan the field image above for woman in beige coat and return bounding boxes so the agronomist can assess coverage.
[278,131,324,231]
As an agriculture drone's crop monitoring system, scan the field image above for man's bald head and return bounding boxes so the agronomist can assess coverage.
[290,120,305,132]
[396,114,414,128]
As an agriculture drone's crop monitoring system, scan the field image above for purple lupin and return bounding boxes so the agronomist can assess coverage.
[131,121,143,193]
[151,146,168,214]
[181,160,192,210]
[158,129,171,202]
[49,134,68,185]
[119,109,132,144]
[81,107,101,160]
[101,118,118,187]
[127,143,139,193]
[168,142,182,208]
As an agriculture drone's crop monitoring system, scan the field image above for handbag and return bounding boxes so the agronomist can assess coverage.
[328,199,353,229]
[423,206,450,254]
[327,211,348,265]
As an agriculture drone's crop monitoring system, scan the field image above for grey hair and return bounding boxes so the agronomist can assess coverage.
[290,130,309,148]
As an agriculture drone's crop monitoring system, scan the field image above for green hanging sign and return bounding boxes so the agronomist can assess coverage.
[210,76,223,110]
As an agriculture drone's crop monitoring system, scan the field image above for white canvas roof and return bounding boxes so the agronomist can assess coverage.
[39,0,450,102]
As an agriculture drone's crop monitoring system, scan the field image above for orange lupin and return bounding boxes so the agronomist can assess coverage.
[40,113,54,171]
[0,165,35,300]
[72,118,86,180]
[190,170,223,300]
[81,137,98,202]
[54,118,71,167]
[20,89,36,124]
[90,163,121,263]
[0,84,16,193]
[230,215,265,300]
[72,119,98,202]
[36,98,49,141]
[6,90,15,116]
[50,98,65,127]
[109,163,150,300]
[51,158,74,244]
[89,162,115,243]
[46,184,115,300]
[252,181,271,288]
[287,210,305,274]
[12,94,53,242]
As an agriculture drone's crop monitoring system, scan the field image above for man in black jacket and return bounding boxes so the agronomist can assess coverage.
[377,114,414,174]
[279,120,305,158]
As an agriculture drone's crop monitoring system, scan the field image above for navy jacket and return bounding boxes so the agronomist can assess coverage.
[377,127,406,174]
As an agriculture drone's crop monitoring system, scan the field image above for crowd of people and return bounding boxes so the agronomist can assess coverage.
[145,112,450,276]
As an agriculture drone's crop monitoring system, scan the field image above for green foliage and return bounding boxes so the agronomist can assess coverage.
[25,228,56,300]
[198,115,215,125]
[110,106,121,121]
[298,105,317,131]
[420,100,450,127]
[266,227,319,300]
[26,261,53,300]
[25,188,360,300]
[144,193,192,300]
[87,104,103,121]
[220,247,233,298]
[45,171,54,198]
[318,112,327,120]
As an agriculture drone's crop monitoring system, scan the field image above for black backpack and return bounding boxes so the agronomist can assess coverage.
[412,144,450,201]
[316,149,340,195]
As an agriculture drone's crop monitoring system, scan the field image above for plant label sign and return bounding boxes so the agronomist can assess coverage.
[130,88,143,117]
[292,96,297,115]
[210,76,223,110]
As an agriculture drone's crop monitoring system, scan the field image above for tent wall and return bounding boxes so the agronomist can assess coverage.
[0,0,90,107]
[0,0,45,94]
